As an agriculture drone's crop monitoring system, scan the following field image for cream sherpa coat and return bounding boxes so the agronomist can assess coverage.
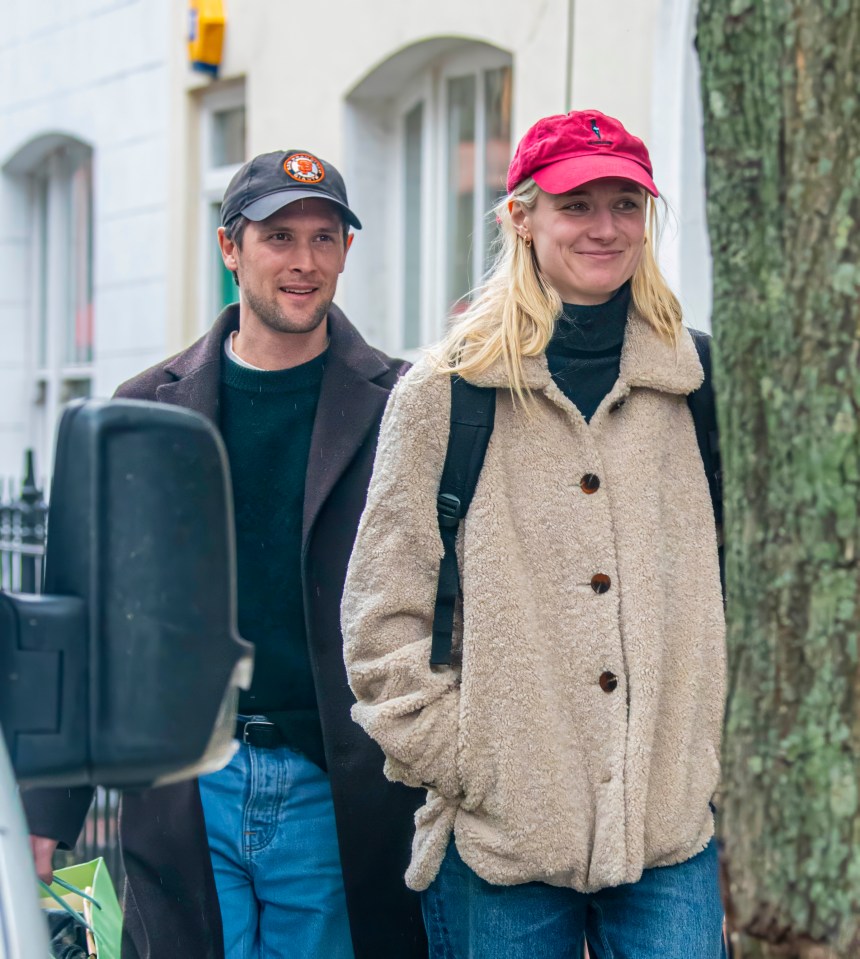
[341,312,726,893]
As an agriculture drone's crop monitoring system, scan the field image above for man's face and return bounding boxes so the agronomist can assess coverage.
[219,198,352,335]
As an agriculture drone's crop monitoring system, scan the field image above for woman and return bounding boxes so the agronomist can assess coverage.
[342,109,726,958]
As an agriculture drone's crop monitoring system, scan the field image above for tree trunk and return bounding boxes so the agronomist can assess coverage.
[696,0,860,956]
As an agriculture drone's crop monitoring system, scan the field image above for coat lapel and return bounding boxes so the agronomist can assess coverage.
[154,305,240,422]
[302,306,394,545]
[155,364,221,422]
[149,302,395,546]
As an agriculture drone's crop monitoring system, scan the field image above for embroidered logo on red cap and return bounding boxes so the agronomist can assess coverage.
[588,119,613,147]
[284,153,325,184]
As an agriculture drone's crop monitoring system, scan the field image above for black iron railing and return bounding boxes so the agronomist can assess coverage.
[0,450,47,595]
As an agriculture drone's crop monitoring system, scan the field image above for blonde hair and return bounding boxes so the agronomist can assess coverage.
[433,177,682,400]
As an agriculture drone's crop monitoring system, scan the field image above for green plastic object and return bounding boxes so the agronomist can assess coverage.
[38,858,121,959]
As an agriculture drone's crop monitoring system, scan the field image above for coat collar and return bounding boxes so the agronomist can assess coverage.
[154,304,241,421]
[464,311,704,396]
[619,311,704,394]
[164,304,240,379]
[158,302,391,383]
[154,302,399,547]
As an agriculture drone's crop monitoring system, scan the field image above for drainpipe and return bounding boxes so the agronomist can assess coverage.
[565,0,576,112]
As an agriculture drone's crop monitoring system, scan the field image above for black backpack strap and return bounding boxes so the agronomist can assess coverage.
[430,376,496,667]
[687,330,723,529]
[687,329,725,597]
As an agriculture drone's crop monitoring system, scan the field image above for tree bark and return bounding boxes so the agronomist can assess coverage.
[696,0,860,956]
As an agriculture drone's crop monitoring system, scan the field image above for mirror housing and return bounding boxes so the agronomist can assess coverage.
[1,399,253,788]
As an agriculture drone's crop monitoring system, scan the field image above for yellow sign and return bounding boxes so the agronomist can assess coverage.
[188,0,225,76]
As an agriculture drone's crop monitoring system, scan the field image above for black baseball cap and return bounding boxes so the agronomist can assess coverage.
[220,149,362,231]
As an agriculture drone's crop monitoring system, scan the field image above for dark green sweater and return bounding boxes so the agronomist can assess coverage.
[219,348,327,768]
[546,281,630,422]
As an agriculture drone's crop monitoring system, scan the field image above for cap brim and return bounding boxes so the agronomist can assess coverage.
[241,189,362,229]
[533,156,658,197]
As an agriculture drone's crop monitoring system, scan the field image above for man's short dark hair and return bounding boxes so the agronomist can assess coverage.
[223,215,249,287]
[222,212,350,287]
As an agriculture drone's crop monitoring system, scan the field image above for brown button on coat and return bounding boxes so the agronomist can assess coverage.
[342,312,726,894]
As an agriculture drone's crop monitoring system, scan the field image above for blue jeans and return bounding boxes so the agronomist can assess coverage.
[198,729,354,959]
[422,838,726,959]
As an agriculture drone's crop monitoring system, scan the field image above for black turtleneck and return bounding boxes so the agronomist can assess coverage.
[546,281,630,423]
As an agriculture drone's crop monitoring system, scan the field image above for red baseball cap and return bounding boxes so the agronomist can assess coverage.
[506,109,658,197]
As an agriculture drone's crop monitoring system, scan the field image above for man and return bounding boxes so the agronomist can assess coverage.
[24,150,427,959]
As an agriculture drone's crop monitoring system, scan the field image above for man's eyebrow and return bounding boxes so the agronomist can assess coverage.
[263,221,340,231]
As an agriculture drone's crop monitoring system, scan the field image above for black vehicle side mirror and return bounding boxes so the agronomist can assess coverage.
[1,399,253,788]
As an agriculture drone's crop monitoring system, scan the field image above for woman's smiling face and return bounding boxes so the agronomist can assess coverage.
[512,178,647,305]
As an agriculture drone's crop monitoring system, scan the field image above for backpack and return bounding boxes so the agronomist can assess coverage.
[429,331,723,668]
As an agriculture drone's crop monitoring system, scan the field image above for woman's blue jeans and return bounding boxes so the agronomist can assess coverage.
[422,837,726,959]
[198,731,354,959]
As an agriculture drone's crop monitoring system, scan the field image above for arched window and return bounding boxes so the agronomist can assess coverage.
[346,39,513,354]
[4,134,94,475]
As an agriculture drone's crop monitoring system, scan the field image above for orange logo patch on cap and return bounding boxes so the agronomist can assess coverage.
[284,153,325,184]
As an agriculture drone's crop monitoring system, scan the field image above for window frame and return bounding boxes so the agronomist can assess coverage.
[196,82,246,334]
[391,72,435,352]
[28,143,94,477]
[391,46,513,352]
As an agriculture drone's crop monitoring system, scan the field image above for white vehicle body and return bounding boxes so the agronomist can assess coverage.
[0,736,48,959]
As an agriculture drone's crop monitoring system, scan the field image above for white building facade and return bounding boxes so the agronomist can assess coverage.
[0,0,709,479]
[0,0,172,480]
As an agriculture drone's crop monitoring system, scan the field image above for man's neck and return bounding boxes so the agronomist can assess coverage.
[232,313,330,371]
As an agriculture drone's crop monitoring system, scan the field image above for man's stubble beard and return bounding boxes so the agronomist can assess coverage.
[242,284,332,335]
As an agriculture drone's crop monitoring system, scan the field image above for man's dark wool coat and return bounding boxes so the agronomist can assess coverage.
[23,304,428,959]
